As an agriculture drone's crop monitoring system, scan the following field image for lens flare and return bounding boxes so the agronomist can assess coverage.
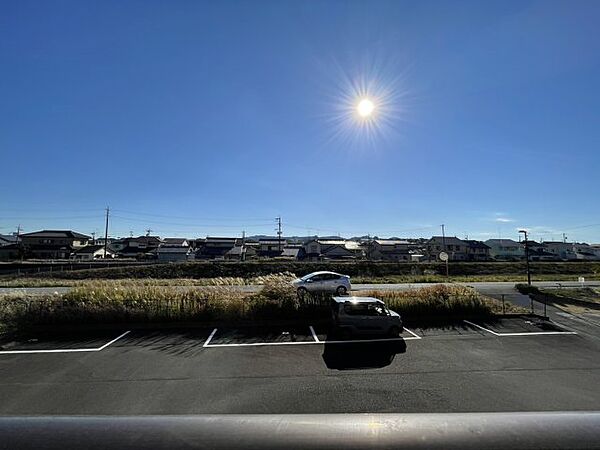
[318,55,411,152]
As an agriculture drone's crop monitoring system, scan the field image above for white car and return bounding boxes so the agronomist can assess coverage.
[292,271,351,296]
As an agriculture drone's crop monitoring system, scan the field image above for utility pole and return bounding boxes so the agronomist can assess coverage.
[241,230,246,262]
[519,229,531,286]
[91,231,96,245]
[103,207,110,259]
[441,224,449,276]
[276,216,282,252]
[563,233,567,243]
[15,224,22,261]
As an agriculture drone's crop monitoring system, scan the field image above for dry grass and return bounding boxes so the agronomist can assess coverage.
[0,278,521,330]
[0,274,302,328]
[0,272,299,288]
[359,285,526,321]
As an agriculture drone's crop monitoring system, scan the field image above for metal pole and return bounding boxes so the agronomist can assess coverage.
[441,224,449,277]
[524,231,531,286]
[501,294,505,314]
[103,206,110,259]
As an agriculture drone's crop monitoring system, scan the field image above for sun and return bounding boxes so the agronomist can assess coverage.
[357,98,375,118]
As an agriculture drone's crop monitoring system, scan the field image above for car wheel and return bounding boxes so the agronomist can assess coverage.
[336,285,347,296]
[297,287,308,299]
[388,326,401,338]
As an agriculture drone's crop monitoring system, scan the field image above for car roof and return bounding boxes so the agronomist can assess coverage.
[305,271,344,277]
[332,296,384,304]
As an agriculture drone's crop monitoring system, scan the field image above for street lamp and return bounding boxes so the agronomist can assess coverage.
[519,229,531,286]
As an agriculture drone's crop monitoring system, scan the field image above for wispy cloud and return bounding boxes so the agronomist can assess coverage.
[495,217,514,223]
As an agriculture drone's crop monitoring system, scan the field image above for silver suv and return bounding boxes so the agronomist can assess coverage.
[330,296,403,338]
[292,271,351,296]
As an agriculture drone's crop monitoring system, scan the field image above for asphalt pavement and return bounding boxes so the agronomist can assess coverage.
[1,314,599,414]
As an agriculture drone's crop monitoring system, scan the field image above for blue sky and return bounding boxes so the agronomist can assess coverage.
[2,0,600,242]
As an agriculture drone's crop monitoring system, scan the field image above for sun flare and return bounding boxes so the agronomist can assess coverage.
[357,98,375,118]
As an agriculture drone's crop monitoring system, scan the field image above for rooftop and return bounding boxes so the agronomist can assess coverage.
[20,230,91,240]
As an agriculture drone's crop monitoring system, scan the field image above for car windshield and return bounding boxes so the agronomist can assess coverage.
[1,0,600,436]
[344,302,388,316]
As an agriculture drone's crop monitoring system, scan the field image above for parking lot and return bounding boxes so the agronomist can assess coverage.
[1,316,599,415]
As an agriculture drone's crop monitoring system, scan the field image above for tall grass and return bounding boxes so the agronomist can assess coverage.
[0,278,521,330]
[361,285,525,323]
[0,274,304,328]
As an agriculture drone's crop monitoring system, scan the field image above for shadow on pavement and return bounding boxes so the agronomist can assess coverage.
[322,338,407,370]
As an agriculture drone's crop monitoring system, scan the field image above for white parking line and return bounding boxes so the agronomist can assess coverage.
[202,328,218,347]
[403,328,422,340]
[309,326,319,342]
[203,326,422,347]
[0,330,131,355]
[463,320,577,336]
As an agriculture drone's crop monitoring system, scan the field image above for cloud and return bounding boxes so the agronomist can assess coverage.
[495,217,514,223]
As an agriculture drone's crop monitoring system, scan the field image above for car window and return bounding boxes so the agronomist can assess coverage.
[343,302,388,316]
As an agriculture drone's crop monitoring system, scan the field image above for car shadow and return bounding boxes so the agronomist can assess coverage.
[321,337,407,370]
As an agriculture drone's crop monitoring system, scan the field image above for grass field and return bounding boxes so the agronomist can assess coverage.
[0,278,516,331]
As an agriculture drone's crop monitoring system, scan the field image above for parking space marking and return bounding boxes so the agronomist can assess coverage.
[463,320,577,337]
[0,330,131,355]
[403,328,422,340]
[203,326,422,347]
[202,328,218,347]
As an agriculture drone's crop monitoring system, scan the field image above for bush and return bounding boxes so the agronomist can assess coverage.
[362,285,496,324]
[515,284,541,295]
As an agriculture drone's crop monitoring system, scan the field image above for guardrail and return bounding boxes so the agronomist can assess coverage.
[1,412,599,449]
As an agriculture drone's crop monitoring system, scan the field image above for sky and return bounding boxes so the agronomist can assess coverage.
[1,0,600,242]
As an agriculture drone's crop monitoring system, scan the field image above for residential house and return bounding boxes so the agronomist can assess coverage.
[257,238,287,258]
[154,246,194,262]
[484,239,524,260]
[224,243,257,261]
[571,243,600,261]
[195,237,238,259]
[161,238,190,247]
[524,241,559,261]
[19,230,91,259]
[366,240,413,261]
[303,239,362,260]
[71,245,116,260]
[465,240,491,261]
[109,235,162,258]
[280,245,304,260]
[543,241,575,260]
[426,236,469,261]
[0,234,19,246]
